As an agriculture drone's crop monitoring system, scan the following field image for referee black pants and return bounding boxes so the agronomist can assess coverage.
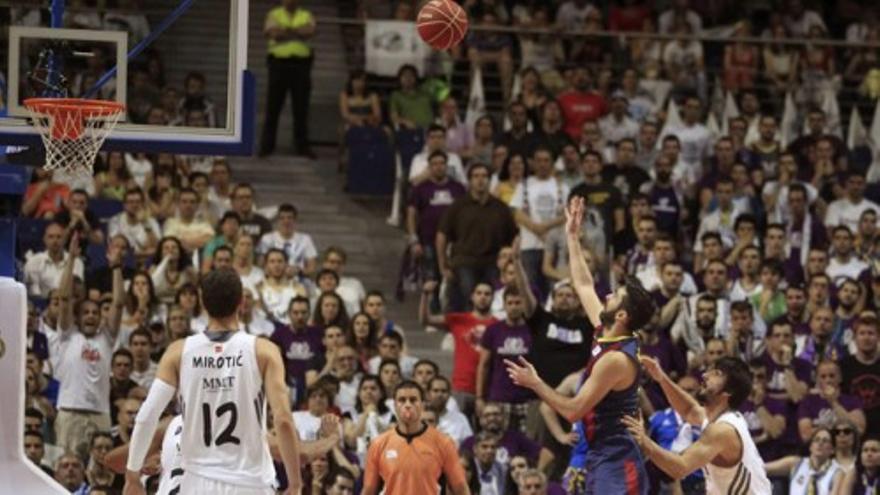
[260,55,312,155]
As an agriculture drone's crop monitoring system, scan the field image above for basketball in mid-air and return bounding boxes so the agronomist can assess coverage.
[417,0,469,51]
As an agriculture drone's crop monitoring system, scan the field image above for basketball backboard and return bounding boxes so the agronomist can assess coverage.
[0,0,254,155]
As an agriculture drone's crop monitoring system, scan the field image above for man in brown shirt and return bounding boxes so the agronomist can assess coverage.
[437,163,518,311]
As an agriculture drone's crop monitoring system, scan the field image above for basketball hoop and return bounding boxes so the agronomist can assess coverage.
[23,98,125,175]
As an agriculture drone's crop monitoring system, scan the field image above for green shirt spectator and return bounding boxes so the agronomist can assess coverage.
[389,65,434,130]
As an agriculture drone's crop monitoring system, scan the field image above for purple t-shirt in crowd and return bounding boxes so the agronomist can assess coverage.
[460,429,542,464]
[763,353,814,451]
[641,333,686,410]
[741,396,789,461]
[797,392,864,428]
[270,324,324,403]
[481,321,534,403]
[408,179,466,245]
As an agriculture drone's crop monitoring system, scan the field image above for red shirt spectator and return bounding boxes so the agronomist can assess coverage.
[557,68,608,141]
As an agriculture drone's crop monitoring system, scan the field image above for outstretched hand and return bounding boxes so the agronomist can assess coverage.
[505,356,542,390]
[639,355,665,383]
[565,196,585,237]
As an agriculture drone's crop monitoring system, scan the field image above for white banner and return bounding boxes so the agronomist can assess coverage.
[365,20,429,77]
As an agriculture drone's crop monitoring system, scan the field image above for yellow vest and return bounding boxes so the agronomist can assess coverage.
[267,6,313,58]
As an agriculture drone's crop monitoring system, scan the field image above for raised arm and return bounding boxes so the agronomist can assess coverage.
[258,338,303,495]
[506,352,630,423]
[106,245,126,343]
[57,232,81,333]
[640,356,706,426]
[419,281,447,327]
[510,238,537,317]
[566,197,602,327]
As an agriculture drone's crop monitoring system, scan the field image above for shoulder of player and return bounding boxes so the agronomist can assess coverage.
[161,339,186,364]
[702,419,740,444]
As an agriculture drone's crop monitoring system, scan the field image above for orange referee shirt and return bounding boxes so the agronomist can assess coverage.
[364,424,466,494]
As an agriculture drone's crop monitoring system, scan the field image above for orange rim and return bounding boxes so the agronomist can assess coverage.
[24,97,125,117]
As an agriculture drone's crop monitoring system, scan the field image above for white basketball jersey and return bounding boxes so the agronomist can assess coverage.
[704,411,772,495]
[157,415,183,495]
[789,458,840,495]
[178,331,275,488]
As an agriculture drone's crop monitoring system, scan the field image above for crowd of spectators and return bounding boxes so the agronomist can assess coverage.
[10,0,880,494]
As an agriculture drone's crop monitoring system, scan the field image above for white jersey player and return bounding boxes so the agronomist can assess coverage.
[624,355,772,495]
[157,415,183,495]
[124,269,303,495]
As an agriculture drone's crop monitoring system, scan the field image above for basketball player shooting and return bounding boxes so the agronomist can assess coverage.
[123,269,302,495]
[622,355,772,494]
[505,196,655,494]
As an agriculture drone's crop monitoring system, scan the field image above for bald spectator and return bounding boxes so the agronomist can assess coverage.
[24,222,84,298]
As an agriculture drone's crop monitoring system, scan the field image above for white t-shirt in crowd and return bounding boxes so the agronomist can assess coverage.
[24,251,84,298]
[824,197,880,233]
[509,176,569,251]
[827,256,869,284]
[108,213,161,253]
[408,151,466,185]
[49,327,115,414]
[662,122,711,171]
[258,231,318,271]
[368,355,419,378]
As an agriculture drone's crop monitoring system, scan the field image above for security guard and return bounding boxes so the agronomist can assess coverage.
[260,0,316,159]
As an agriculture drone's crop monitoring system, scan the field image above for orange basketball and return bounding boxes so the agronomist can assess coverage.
[417,0,469,51]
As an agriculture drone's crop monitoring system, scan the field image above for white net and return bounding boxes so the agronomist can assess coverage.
[24,99,124,176]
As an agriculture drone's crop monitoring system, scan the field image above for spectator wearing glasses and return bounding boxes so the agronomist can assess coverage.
[764,427,844,494]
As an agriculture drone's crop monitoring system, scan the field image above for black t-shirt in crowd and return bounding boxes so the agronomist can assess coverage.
[526,306,593,388]
[840,355,880,438]
[569,182,624,245]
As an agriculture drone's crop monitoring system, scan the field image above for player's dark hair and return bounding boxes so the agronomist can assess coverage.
[394,379,425,401]
[622,276,656,331]
[714,357,752,409]
[199,268,242,319]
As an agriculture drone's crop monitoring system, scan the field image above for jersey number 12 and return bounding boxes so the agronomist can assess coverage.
[202,402,241,447]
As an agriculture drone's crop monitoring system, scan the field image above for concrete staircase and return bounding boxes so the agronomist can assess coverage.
[228,150,453,375]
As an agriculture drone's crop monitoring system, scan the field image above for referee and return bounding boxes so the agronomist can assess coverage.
[363,380,471,495]
[260,0,316,159]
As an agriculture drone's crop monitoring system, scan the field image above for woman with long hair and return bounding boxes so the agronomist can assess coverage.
[121,270,165,333]
[343,375,393,464]
[492,153,528,204]
[174,284,207,332]
[94,151,135,201]
[311,291,349,330]
[378,359,402,399]
[838,438,880,494]
[150,236,196,304]
[833,418,860,475]
[346,312,379,371]
[765,427,844,494]
[147,165,178,221]
[470,115,497,167]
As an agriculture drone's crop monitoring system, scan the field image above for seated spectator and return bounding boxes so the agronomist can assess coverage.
[233,234,265,293]
[149,236,197,304]
[271,295,322,405]
[120,270,166,334]
[427,376,473,446]
[207,158,233,215]
[109,188,160,261]
[467,9,514,103]
[162,188,215,252]
[362,290,404,336]
[174,283,208,331]
[797,360,866,443]
[825,173,880,234]
[339,69,381,132]
[647,373,705,493]
[53,453,88,493]
[368,332,418,377]
[461,402,552,469]
[663,22,706,100]
[201,211,241,273]
[389,64,433,130]
[750,259,787,325]
[517,12,564,95]
[294,384,337,441]
[312,291,348,330]
[24,222,84,298]
[22,169,71,219]
[555,0,599,34]
[723,21,759,91]
[54,189,104,247]
[258,203,318,278]
[599,93,640,147]
[470,116,497,167]
[176,72,217,128]
[437,96,473,160]
[237,288,273,337]
[85,432,117,488]
[658,0,702,34]
[409,126,466,186]
[321,246,365,317]
[256,250,307,322]
[147,166,178,221]
[94,152,135,201]
[471,432,506,494]
[827,226,869,284]
[24,430,53,477]
[378,358,403,400]
[342,375,393,465]
[230,183,273,243]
